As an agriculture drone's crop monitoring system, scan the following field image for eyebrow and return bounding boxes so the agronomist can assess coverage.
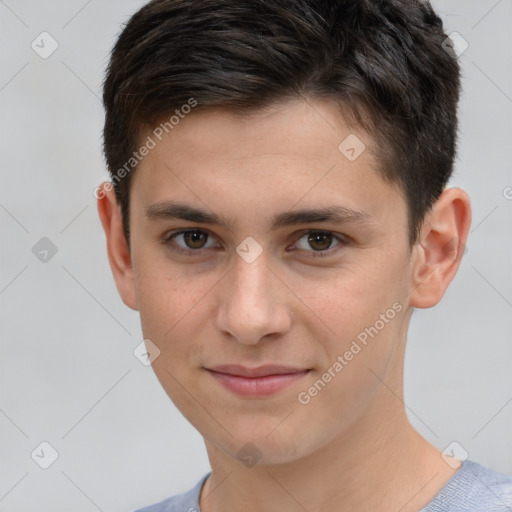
[144,201,373,230]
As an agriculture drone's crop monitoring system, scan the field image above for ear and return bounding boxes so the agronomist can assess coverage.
[409,187,472,309]
[97,182,138,311]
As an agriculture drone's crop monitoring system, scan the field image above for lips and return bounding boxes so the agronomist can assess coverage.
[204,364,311,397]
[206,364,309,378]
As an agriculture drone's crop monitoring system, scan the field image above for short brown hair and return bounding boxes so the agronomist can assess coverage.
[102,0,461,248]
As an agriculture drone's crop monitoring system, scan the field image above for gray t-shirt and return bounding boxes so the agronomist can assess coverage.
[134,460,512,512]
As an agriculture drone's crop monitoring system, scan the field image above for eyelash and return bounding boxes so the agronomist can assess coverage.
[163,229,348,259]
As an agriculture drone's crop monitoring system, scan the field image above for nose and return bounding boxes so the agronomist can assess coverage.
[215,251,293,345]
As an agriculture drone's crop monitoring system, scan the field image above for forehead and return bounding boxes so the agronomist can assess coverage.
[130,98,406,233]
[143,98,373,165]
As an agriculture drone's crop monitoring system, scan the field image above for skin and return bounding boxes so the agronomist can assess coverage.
[98,97,471,512]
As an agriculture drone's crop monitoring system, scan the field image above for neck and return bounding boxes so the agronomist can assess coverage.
[200,386,458,512]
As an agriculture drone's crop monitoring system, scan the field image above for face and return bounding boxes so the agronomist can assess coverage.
[125,98,416,465]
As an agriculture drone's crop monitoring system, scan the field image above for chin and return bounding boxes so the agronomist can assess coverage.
[210,424,317,468]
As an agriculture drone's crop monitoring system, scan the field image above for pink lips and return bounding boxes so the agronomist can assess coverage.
[205,364,310,397]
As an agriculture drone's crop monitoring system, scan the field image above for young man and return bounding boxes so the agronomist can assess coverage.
[97,1,512,511]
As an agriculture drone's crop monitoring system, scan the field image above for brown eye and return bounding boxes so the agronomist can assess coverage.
[182,230,208,249]
[292,230,346,258]
[307,232,333,251]
[165,229,219,254]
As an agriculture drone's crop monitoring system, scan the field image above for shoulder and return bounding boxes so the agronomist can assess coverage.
[422,460,512,512]
[133,472,210,512]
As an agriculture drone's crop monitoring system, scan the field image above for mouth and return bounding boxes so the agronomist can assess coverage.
[204,365,311,397]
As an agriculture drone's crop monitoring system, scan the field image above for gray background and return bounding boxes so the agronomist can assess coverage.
[1,1,511,511]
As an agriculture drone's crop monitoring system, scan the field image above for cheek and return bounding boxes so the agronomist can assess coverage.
[295,306,405,439]
[133,247,211,331]
[298,267,405,381]
[294,268,393,338]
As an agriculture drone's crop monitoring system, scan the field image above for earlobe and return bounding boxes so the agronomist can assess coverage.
[97,182,139,311]
[409,188,472,309]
